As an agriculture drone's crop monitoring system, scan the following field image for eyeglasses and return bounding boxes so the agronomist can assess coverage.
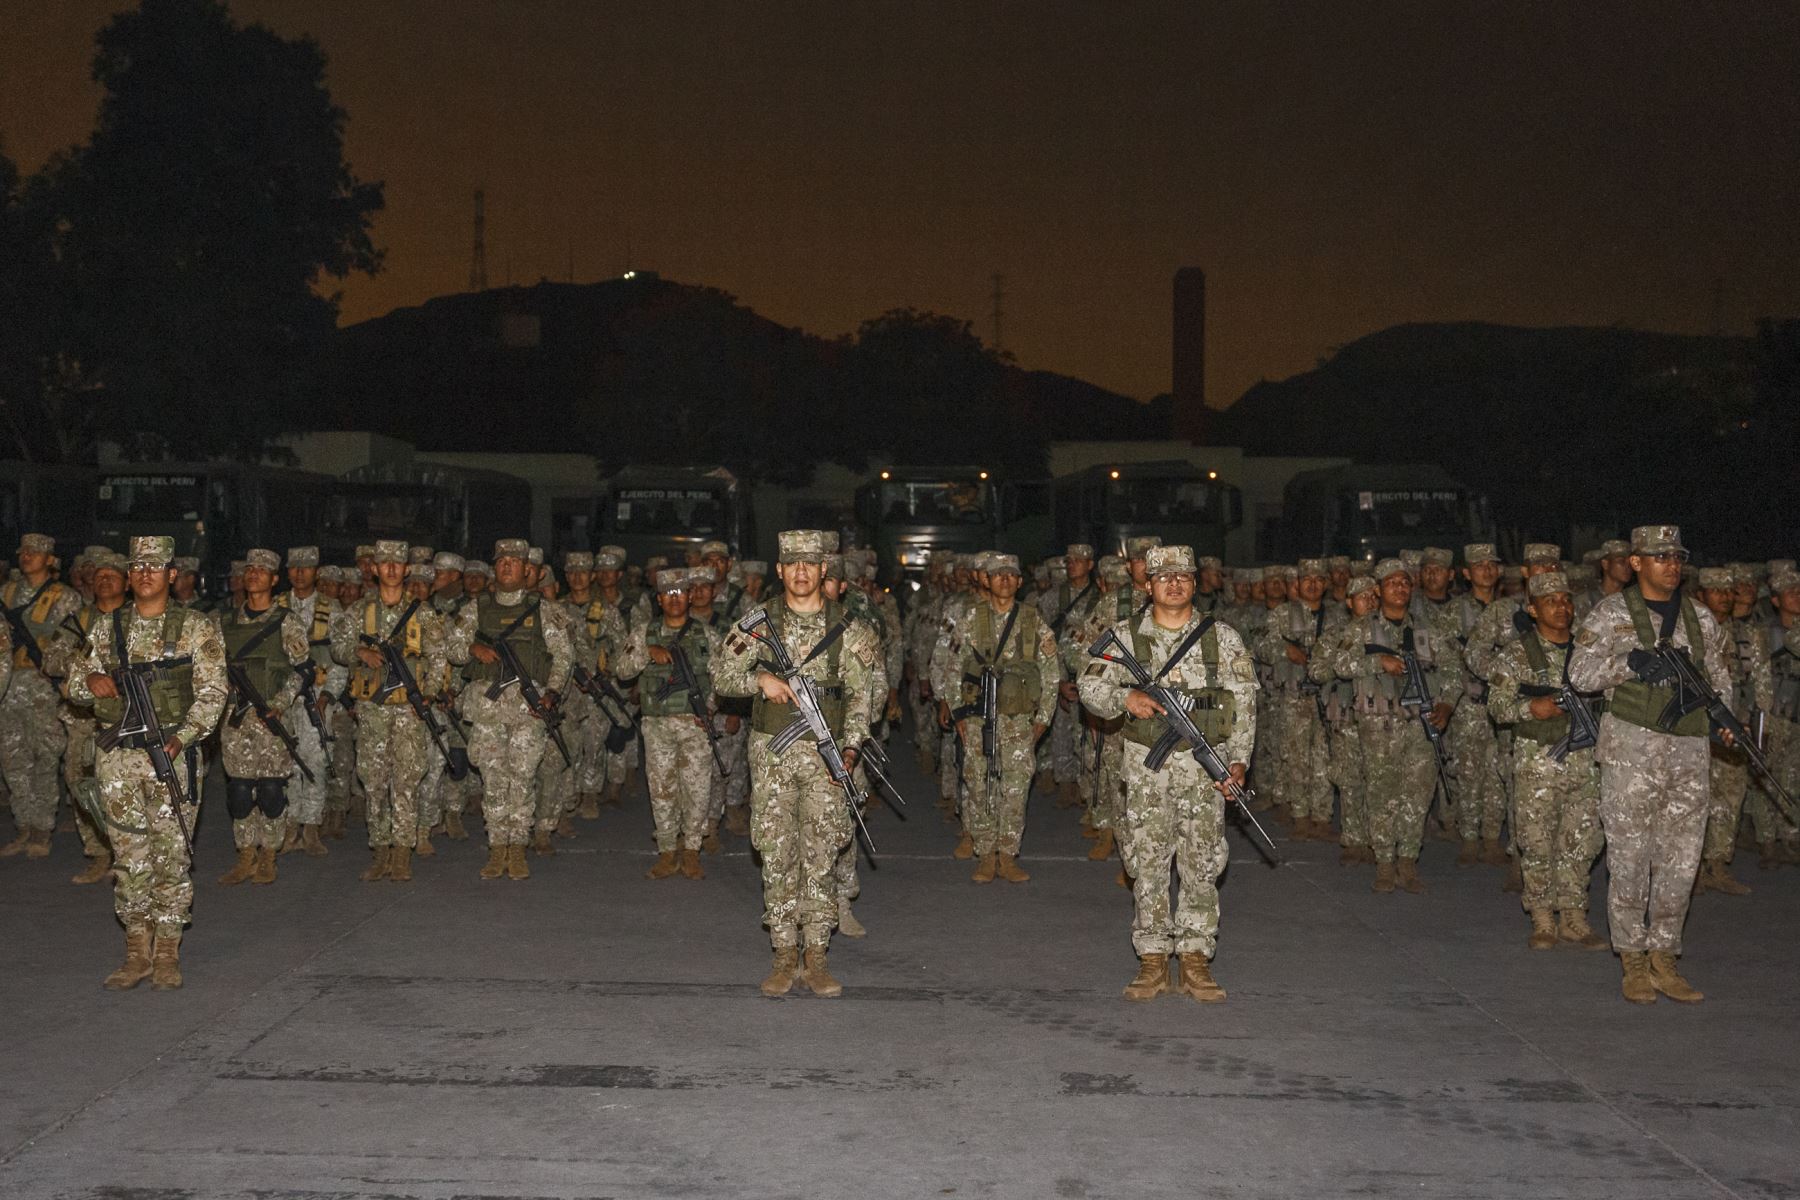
[1645,551,1690,565]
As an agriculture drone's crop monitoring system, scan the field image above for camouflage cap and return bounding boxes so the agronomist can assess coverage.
[463,560,491,577]
[82,544,111,561]
[406,563,436,582]
[244,548,281,572]
[645,555,669,571]
[599,544,627,562]
[172,556,199,574]
[17,532,53,555]
[1099,559,1130,585]
[527,546,544,566]
[821,554,846,581]
[1124,536,1162,559]
[433,552,466,573]
[1146,545,1197,578]
[1262,564,1286,582]
[228,561,246,577]
[739,559,767,576]
[90,550,128,575]
[1463,543,1501,565]
[372,540,408,564]
[317,565,343,583]
[1349,560,1374,577]
[1566,564,1596,586]
[562,551,593,571]
[1346,576,1377,597]
[1400,549,1423,570]
[1421,547,1454,568]
[778,529,833,563]
[1767,558,1796,576]
[407,545,434,565]
[987,553,1022,576]
[1580,548,1605,565]
[1527,571,1570,598]
[1629,525,1681,555]
[593,549,624,570]
[1065,543,1095,561]
[287,546,320,568]
[1600,539,1632,558]
[1328,555,1351,571]
[1729,563,1757,586]
[1297,557,1328,579]
[128,535,176,567]
[1523,542,1562,565]
[1770,569,1800,595]
[1197,555,1222,572]
[354,544,375,560]
[493,538,529,562]
[1696,567,1734,590]
[1373,557,1409,581]
[699,539,730,558]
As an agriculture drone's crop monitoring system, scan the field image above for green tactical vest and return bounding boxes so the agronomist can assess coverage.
[1771,622,1800,721]
[639,619,713,718]
[1121,618,1234,747]
[4,579,69,671]
[1608,586,1709,737]
[750,598,848,741]
[468,595,554,689]
[960,601,1042,717]
[1512,629,1571,745]
[92,606,195,729]
[224,606,293,703]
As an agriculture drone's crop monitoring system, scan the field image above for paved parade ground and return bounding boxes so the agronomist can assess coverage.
[2,730,1797,1200]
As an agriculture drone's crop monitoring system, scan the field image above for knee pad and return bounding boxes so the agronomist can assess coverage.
[254,778,289,819]
[225,778,257,820]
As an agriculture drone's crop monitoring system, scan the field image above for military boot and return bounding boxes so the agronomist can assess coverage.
[724,804,750,836]
[1338,844,1361,867]
[1619,952,1656,1004]
[1479,838,1509,866]
[1116,865,1131,889]
[1456,839,1480,867]
[359,846,391,882]
[1707,859,1752,895]
[701,829,722,856]
[1501,857,1523,893]
[1271,801,1292,827]
[251,845,278,885]
[1757,841,1781,869]
[505,844,530,880]
[679,847,705,880]
[218,847,257,886]
[1176,955,1227,1002]
[72,851,113,886]
[971,852,998,884]
[1396,858,1425,894]
[443,809,467,840]
[1527,909,1557,950]
[150,932,183,990]
[278,822,303,855]
[577,793,600,820]
[603,781,623,807]
[388,846,413,882]
[1690,863,1711,896]
[645,850,680,879]
[103,926,154,991]
[532,828,555,856]
[1056,780,1081,809]
[0,828,30,857]
[760,947,800,997]
[478,845,507,879]
[24,828,51,858]
[1372,861,1397,893]
[323,810,346,839]
[1647,952,1703,1003]
[301,824,328,856]
[1557,909,1608,950]
[1087,828,1115,861]
[1034,769,1055,795]
[952,831,974,860]
[555,814,577,840]
[837,898,866,938]
[801,947,842,997]
[995,853,1030,883]
[414,827,436,857]
[1122,953,1171,1001]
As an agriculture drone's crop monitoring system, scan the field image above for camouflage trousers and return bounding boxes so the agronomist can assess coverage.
[286,705,329,827]
[959,714,1036,857]
[1595,716,1708,954]
[416,734,449,833]
[463,688,548,847]
[1447,702,1506,842]
[572,700,609,796]
[1251,685,1283,794]
[1326,720,1367,848]
[231,810,285,851]
[1744,716,1798,845]
[939,728,960,802]
[354,702,432,850]
[61,710,105,857]
[749,731,853,950]
[1274,693,1332,823]
[1702,743,1749,863]
[1359,714,1439,863]
[97,744,199,939]
[910,680,937,769]
[533,721,575,835]
[1120,741,1228,958]
[707,714,749,823]
[1047,696,1081,783]
[0,674,67,833]
[1510,738,1601,913]
[1082,720,1125,832]
[324,703,359,817]
[644,715,716,852]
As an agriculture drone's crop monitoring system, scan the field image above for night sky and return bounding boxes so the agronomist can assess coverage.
[5,2,1798,407]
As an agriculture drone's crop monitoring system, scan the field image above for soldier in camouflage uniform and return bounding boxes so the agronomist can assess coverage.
[332,539,448,884]
[317,567,362,840]
[1079,545,1257,1003]
[273,547,339,858]
[525,562,584,853]
[1753,569,1800,865]
[1568,525,1731,1004]
[1691,566,1772,894]
[1252,557,1337,841]
[1313,576,1380,864]
[216,549,311,887]
[1071,555,1134,875]
[615,568,722,880]
[713,530,881,999]
[1037,544,1101,810]
[48,550,129,883]
[1433,543,1512,864]
[68,536,227,990]
[1486,572,1607,950]
[1324,558,1463,894]
[562,549,631,817]
[414,552,473,853]
[686,567,743,852]
[0,533,82,859]
[591,545,647,800]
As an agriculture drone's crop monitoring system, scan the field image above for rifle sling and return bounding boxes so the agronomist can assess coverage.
[1050,579,1096,634]
[1153,616,1216,683]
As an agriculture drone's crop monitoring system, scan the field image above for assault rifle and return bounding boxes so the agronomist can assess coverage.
[477,627,572,768]
[737,608,877,859]
[294,664,334,745]
[658,643,725,775]
[3,599,47,675]
[1516,682,1602,763]
[93,661,193,850]
[1088,627,1280,864]
[571,664,638,754]
[226,662,315,783]
[1365,629,1452,798]
[951,667,1002,817]
[358,620,451,763]
[1640,642,1797,820]
[857,736,908,814]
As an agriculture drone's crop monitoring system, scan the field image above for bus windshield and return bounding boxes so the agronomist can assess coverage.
[610,488,725,535]
[324,488,444,539]
[1342,489,1468,537]
[97,474,209,523]
[875,480,989,525]
[1106,478,1218,524]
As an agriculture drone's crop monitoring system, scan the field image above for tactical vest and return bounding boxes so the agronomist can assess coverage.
[1351,615,1440,717]
[1270,601,1327,691]
[224,606,293,702]
[1121,618,1234,746]
[5,579,68,671]
[1608,587,1709,737]
[278,591,337,672]
[639,620,713,718]
[1768,621,1800,722]
[1724,618,1761,718]
[347,600,426,703]
[1512,629,1573,745]
[750,598,849,741]
[92,606,195,729]
[466,595,553,689]
[960,601,1042,717]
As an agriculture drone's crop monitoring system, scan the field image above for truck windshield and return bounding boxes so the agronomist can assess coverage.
[1342,490,1468,537]
[610,488,725,535]
[877,481,989,525]
[1107,478,1217,523]
[96,474,208,522]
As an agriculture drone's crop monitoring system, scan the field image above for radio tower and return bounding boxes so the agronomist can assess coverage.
[469,189,488,291]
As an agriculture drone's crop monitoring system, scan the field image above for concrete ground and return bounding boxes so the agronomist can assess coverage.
[1,731,1797,1200]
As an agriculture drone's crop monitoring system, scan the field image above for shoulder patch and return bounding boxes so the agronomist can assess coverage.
[1576,627,1599,647]
[1229,654,1256,682]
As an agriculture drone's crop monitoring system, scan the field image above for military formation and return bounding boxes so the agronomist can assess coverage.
[3,522,1797,1008]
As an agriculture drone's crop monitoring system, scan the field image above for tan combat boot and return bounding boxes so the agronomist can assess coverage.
[505,844,530,880]
[478,845,507,879]
[1757,841,1780,869]
[1122,953,1171,1001]
[278,822,302,855]
[218,846,257,886]
[150,932,183,990]
[0,829,31,857]
[1501,857,1523,893]
[1619,952,1656,1004]
[577,793,601,820]
[1690,862,1711,896]
[103,926,155,991]
[24,828,51,858]
[995,853,1030,883]
[72,851,113,886]
[251,845,277,885]
[1527,909,1557,950]
[1080,818,1100,840]
[952,831,974,860]
[1396,858,1425,894]
[1707,859,1752,896]
[645,850,679,879]
[760,947,800,997]
[415,826,436,857]
[443,809,468,840]
[800,947,842,997]
[1456,839,1479,867]
[701,829,722,856]
[555,814,577,840]
[1034,769,1055,795]
[1087,828,1115,861]
[836,898,866,938]
[1176,955,1227,1003]
[679,847,705,880]
[1557,909,1608,950]
[388,846,413,882]
[1055,780,1079,809]
[1480,838,1509,866]
[1338,844,1361,867]
[322,810,345,839]
[971,852,998,884]
[1647,952,1703,1003]
[359,846,391,882]
[603,781,623,807]
[724,805,750,836]
[1116,865,1131,889]
[1372,861,1396,893]
[532,828,555,856]
[301,824,328,856]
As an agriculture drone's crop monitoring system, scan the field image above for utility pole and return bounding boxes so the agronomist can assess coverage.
[469,189,488,292]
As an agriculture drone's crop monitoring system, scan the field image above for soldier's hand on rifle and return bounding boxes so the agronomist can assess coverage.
[1123,689,1164,720]
[87,672,119,699]
[1058,680,1079,703]
[647,645,673,665]
[936,699,952,729]
[757,670,795,706]
[1377,654,1406,677]
[356,646,386,669]
[723,713,741,735]
[469,643,500,666]
[1717,726,1736,748]
[1285,643,1309,666]
[1527,695,1562,721]
[842,745,858,771]
[1215,762,1247,797]
[1429,701,1453,731]
[885,690,901,723]
[162,735,183,761]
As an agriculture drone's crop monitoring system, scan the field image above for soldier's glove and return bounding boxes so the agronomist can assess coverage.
[1626,649,1673,684]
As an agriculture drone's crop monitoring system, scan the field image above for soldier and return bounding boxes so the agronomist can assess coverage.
[1755,568,1800,865]
[1074,555,1133,875]
[1252,557,1336,840]
[67,536,227,990]
[332,540,448,883]
[1079,545,1257,1002]
[447,539,572,880]
[713,530,881,998]
[49,550,129,883]
[170,557,203,608]
[430,552,466,612]
[1325,557,1462,893]
[1037,544,1101,810]
[1692,566,1771,894]
[1486,572,1607,950]
[1438,544,1510,865]
[562,549,631,813]
[1194,555,1227,614]
[685,567,740,852]
[462,560,491,599]
[0,533,82,859]
[616,568,721,879]
[1568,525,1731,1004]
[1583,539,1633,614]
[1327,556,1352,605]
[1313,576,1381,864]
[274,546,339,857]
